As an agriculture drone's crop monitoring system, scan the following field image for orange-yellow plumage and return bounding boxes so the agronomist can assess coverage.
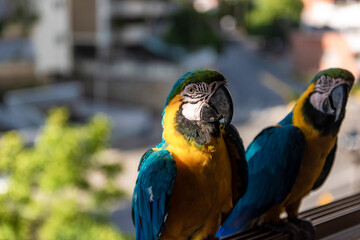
[263,82,340,221]
[133,69,247,240]
[160,96,233,239]
[218,68,354,238]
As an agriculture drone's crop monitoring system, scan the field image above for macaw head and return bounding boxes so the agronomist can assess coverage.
[300,68,354,135]
[162,69,233,146]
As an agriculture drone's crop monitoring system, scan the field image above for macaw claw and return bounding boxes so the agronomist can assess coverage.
[261,218,315,240]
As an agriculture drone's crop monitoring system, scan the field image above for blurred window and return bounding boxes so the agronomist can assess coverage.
[53,0,66,9]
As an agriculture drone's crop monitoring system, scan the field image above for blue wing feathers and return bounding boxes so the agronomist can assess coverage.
[278,112,293,126]
[138,149,153,171]
[132,149,177,240]
[217,124,305,237]
[223,124,248,206]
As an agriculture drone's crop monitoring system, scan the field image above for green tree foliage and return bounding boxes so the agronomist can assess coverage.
[218,0,250,29]
[0,108,130,240]
[0,0,38,37]
[164,7,224,52]
[246,0,303,49]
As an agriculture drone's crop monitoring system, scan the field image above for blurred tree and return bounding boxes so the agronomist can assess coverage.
[163,7,224,52]
[0,108,130,240]
[218,0,250,31]
[245,0,303,51]
[0,0,38,37]
[218,0,302,52]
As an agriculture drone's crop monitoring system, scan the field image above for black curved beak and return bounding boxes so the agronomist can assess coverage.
[200,85,233,127]
[330,84,350,122]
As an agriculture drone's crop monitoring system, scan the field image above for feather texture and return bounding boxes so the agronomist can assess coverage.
[217,68,354,238]
[218,125,305,237]
[132,149,177,240]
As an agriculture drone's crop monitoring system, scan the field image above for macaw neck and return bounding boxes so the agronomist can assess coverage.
[292,84,342,137]
[162,95,220,152]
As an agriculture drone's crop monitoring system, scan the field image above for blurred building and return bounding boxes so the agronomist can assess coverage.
[32,0,186,111]
[1,0,222,111]
[0,0,223,144]
[33,0,73,76]
[292,0,360,78]
[33,0,174,74]
[0,0,36,89]
[0,0,184,142]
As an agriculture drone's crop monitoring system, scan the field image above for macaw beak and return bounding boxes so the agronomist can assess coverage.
[200,85,233,127]
[330,84,350,122]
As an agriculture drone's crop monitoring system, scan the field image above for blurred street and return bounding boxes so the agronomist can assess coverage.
[218,42,302,123]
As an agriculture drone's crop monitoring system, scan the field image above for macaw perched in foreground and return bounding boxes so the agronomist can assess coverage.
[132,69,248,240]
[217,68,355,239]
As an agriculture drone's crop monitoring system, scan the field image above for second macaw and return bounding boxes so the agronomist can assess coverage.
[132,69,248,239]
[217,68,355,239]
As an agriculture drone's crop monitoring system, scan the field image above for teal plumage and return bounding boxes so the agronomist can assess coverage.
[132,69,248,239]
[217,121,305,236]
[218,68,354,238]
[132,148,176,240]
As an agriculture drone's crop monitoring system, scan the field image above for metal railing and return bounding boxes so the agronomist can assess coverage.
[222,193,360,240]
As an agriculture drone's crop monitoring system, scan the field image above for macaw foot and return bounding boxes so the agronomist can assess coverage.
[288,217,315,240]
[261,220,299,239]
[261,219,315,240]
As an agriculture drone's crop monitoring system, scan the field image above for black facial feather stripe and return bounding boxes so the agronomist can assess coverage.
[314,86,331,93]
[183,92,207,99]
[314,76,353,93]
[183,99,202,104]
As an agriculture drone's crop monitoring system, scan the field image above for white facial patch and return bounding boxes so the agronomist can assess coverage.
[181,101,205,121]
[179,81,225,121]
[310,91,334,114]
[309,75,352,113]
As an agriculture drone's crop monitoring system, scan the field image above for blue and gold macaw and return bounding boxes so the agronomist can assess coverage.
[132,69,248,239]
[217,68,355,239]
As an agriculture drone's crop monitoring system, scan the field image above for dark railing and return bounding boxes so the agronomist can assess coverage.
[222,193,360,240]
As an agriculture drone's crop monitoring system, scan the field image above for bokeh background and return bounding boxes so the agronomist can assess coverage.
[0,0,360,238]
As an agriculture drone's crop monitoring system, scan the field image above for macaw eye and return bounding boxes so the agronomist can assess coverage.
[187,87,195,94]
